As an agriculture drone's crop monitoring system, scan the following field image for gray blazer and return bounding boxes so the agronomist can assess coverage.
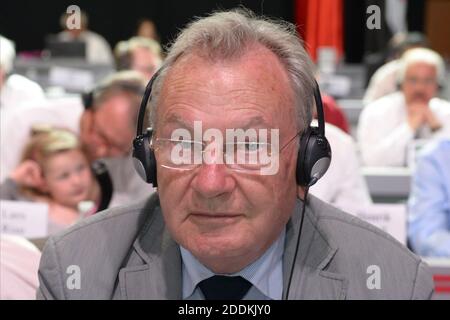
[36,194,433,299]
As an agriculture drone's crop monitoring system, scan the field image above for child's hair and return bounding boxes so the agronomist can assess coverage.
[20,126,83,196]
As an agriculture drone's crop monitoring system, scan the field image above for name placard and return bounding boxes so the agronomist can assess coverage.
[350,204,407,245]
[0,200,48,238]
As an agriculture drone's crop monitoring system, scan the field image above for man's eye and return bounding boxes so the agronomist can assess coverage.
[245,142,259,151]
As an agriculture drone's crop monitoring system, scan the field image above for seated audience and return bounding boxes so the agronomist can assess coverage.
[0,235,41,300]
[311,122,372,212]
[0,128,107,234]
[57,10,114,65]
[408,138,450,257]
[1,71,151,208]
[114,36,163,80]
[358,48,450,167]
[0,35,45,109]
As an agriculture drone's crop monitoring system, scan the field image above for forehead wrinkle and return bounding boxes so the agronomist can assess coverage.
[158,47,296,131]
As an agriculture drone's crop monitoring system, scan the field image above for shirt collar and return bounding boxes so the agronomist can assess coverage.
[181,228,285,300]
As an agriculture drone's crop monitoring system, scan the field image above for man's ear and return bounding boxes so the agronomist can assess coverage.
[80,110,94,134]
[297,185,306,201]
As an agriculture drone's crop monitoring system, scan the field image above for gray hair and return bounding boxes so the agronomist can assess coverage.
[398,47,446,85]
[148,9,316,132]
[92,70,147,126]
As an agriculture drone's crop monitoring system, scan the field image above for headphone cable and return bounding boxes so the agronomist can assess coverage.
[285,186,309,300]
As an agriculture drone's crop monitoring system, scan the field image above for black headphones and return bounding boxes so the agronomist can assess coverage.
[132,69,331,188]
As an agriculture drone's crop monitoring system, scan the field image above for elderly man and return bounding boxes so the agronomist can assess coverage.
[358,48,450,167]
[37,10,433,300]
[79,71,152,207]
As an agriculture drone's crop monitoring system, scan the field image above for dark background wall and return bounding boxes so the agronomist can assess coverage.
[0,0,425,63]
[0,0,293,51]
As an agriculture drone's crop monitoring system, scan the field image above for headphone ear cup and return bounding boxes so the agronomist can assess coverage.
[132,132,158,187]
[296,127,332,187]
[82,91,94,110]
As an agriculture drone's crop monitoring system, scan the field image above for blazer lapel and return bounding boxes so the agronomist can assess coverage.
[282,199,348,300]
[119,206,182,299]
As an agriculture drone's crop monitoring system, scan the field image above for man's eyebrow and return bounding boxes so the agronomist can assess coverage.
[160,114,271,130]
[161,114,194,130]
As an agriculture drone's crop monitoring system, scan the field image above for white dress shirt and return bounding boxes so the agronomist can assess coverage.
[0,74,45,110]
[57,31,114,65]
[363,60,400,105]
[310,123,372,212]
[358,92,450,167]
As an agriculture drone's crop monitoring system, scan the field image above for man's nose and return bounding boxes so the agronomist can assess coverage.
[191,163,236,199]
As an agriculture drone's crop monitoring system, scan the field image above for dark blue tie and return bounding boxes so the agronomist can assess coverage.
[198,275,252,300]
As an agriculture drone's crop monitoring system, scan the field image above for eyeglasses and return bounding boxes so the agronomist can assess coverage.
[151,130,301,174]
[91,111,132,156]
[404,77,438,87]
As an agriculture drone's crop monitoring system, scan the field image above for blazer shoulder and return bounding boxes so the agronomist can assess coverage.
[309,196,418,261]
[37,194,160,299]
[306,196,433,299]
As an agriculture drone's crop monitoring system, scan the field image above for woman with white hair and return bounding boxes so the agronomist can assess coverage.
[0,35,45,109]
[358,47,450,167]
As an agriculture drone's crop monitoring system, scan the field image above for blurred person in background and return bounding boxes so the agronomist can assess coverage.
[0,128,107,234]
[0,235,41,300]
[408,138,450,257]
[136,18,160,42]
[57,10,114,65]
[358,48,450,167]
[0,35,45,109]
[79,71,152,206]
[114,36,163,80]
[321,95,350,134]
[363,32,429,105]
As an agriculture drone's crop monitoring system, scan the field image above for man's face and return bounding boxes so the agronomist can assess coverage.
[155,45,300,273]
[131,47,161,80]
[81,94,136,160]
[402,62,439,105]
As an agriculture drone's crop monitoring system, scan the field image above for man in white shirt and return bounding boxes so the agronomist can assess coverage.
[363,32,429,105]
[0,35,45,110]
[311,123,372,212]
[358,48,450,167]
[57,11,113,65]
